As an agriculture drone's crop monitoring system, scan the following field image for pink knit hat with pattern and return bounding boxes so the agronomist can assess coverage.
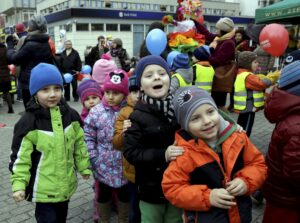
[92,58,117,88]
[103,69,129,96]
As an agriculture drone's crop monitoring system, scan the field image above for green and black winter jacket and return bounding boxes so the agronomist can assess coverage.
[9,99,91,202]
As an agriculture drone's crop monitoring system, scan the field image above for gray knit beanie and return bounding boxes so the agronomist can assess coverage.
[216,17,234,33]
[28,15,47,33]
[173,86,217,131]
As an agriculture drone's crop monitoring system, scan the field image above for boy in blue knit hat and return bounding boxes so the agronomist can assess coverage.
[170,53,193,94]
[9,63,91,223]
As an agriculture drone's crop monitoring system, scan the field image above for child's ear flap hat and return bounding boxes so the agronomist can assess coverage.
[173,86,217,131]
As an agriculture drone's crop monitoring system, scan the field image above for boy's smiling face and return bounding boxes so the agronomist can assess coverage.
[140,64,170,100]
[188,104,220,141]
[36,85,62,108]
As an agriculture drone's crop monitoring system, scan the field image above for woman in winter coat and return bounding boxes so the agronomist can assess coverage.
[193,17,236,112]
[6,15,53,108]
[108,38,130,71]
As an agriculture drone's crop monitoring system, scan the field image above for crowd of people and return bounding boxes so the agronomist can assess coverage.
[2,13,300,223]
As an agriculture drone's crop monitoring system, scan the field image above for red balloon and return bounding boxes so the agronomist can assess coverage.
[259,24,289,57]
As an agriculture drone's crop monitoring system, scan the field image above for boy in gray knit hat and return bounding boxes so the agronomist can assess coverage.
[162,86,267,223]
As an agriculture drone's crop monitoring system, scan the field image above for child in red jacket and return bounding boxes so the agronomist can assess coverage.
[263,61,300,223]
[162,86,267,223]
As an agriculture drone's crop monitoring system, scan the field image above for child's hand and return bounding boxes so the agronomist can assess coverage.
[13,190,25,202]
[209,188,236,209]
[235,124,245,133]
[226,178,247,196]
[123,120,131,132]
[81,174,90,180]
[165,141,184,162]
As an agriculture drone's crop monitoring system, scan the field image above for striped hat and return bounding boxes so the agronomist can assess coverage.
[77,79,102,104]
[278,60,300,96]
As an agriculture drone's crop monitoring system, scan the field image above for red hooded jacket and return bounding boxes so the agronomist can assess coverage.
[263,87,300,209]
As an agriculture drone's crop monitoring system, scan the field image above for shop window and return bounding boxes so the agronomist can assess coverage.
[106,24,118,31]
[76,23,89,31]
[120,24,131,31]
[91,23,104,31]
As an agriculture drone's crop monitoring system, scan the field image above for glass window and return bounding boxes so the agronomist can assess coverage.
[144,4,150,10]
[66,23,72,32]
[106,24,118,31]
[133,24,144,32]
[91,23,104,31]
[120,24,131,31]
[76,23,89,31]
[170,6,175,12]
[122,2,128,9]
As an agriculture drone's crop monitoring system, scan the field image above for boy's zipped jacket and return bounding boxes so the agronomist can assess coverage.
[9,99,91,202]
[162,124,267,223]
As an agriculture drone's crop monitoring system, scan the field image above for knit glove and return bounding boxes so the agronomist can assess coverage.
[266,70,280,84]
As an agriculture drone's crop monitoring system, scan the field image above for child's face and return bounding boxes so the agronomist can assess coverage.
[188,104,220,141]
[128,90,140,105]
[140,64,170,100]
[36,85,62,108]
[251,59,259,72]
[104,90,125,106]
[84,95,101,110]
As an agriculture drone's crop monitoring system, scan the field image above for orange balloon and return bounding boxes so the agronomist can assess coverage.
[259,24,289,57]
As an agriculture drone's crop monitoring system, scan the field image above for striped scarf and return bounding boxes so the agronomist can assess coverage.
[142,92,175,123]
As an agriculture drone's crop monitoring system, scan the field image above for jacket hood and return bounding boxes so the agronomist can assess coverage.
[265,87,300,123]
[175,68,194,84]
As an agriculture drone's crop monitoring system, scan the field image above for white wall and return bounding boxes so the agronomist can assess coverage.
[235,0,259,16]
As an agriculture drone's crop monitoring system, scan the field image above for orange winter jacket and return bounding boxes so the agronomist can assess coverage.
[162,130,267,223]
[113,96,136,183]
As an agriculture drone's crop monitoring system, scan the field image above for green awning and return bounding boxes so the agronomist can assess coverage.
[255,0,300,24]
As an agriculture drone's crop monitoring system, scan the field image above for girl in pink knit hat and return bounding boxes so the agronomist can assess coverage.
[84,69,129,222]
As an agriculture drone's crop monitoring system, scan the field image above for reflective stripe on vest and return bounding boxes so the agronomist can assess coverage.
[193,64,214,94]
[173,73,192,87]
[9,80,16,93]
[234,71,264,111]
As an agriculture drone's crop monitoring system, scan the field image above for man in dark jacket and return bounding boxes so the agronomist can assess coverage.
[60,40,82,101]
[86,35,109,70]
[6,15,53,109]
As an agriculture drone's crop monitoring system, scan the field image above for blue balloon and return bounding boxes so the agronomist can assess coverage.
[64,73,73,84]
[81,65,92,74]
[146,28,167,56]
[167,51,181,68]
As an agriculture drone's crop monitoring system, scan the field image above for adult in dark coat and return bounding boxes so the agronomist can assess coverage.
[262,61,300,223]
[60,40,82,101]
[6,15,53,108]
[193,17,236,111]
[0,40,14,113]
[86,35,109,70]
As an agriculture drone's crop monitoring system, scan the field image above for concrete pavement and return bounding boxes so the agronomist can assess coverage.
[0,99,273,223]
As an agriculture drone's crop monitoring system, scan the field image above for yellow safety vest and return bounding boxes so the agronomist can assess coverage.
[0,80,16,95]
[234,71,264,112]
[172,73,192,87]
[193,63,214,94]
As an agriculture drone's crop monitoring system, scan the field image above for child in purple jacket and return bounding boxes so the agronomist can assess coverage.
[84,69,129,222]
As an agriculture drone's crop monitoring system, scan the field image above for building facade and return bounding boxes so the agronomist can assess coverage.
[1,0,255,59]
